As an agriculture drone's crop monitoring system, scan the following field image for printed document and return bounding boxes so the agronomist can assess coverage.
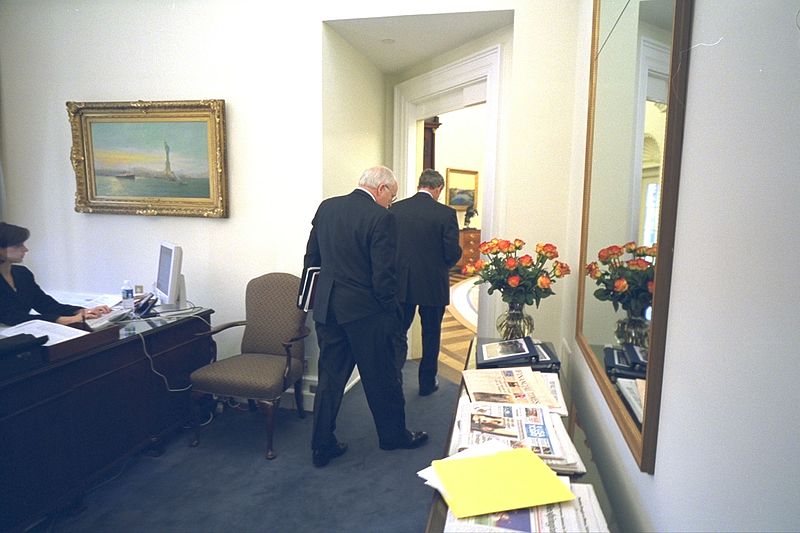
[462,367,566,416]
[458,402,563,459]
[0,320,88,346]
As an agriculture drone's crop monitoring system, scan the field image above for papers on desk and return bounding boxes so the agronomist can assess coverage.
[0,320,88,346]
[542,415,586,475]
[419,442,574,519]
[452,376,585,475]
[442,481,609,532]
[419,442,605,531]
[462,367,567,416]
[458,402,563,459]
[616,378,646,423]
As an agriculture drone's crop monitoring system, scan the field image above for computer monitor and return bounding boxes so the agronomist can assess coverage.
[155,241,186,311]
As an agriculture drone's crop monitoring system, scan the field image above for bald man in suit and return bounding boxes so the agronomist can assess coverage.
[391,169,462,396]
[304,165,428,468]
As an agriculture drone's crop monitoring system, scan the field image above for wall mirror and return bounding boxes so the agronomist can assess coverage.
[576,0,694,473]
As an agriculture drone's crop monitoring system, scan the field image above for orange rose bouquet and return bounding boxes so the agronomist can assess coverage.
[586,242,656,318]
[463,238,571,307]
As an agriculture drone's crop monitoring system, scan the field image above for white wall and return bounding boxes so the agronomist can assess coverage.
[322,24,387,198]
[502,2,581,348]
[568,1,800,531]
[435,105,487,229]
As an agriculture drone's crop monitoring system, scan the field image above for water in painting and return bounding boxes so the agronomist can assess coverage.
[90,120,211,199]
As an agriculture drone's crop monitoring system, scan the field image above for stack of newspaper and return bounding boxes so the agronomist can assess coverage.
[442,478,609,533]
[460,367,586,475]
[616,377,646,424]
[419,438,606,532]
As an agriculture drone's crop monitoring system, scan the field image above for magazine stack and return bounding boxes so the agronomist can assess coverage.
[419,338,609,532]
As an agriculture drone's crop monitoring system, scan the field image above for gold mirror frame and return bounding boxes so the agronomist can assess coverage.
[576,0,694,473]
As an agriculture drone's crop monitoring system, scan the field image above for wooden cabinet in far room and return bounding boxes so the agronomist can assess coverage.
[456,228,481,271]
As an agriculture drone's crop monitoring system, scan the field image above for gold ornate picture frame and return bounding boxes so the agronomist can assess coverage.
[67,99,228,217]
[445,168,478,211]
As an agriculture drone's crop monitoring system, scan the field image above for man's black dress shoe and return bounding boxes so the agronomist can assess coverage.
[419,378,439,396]
[312,442,348,467]
[379,430,429,451]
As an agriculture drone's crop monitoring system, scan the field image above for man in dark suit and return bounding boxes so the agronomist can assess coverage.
[391,169,462,396]
[303,165,428,468]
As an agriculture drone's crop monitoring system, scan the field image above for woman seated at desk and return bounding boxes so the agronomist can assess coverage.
[0,222,110,326]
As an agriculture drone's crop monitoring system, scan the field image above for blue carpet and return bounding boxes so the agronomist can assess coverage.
[48,361,458,533]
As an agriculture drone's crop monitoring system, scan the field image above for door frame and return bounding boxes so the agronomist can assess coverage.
[392,45,503,337]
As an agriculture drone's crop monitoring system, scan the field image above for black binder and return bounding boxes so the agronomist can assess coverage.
[530,341,561,373]
[603,345,646,381]
[0,333,48,380]
[622,343,648,371]
[476,336,538,369]
[297,266,320,312]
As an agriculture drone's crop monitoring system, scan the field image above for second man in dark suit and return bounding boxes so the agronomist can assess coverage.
[391,169,462,396]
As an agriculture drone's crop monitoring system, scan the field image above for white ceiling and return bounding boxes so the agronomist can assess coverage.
[325,11,514,74]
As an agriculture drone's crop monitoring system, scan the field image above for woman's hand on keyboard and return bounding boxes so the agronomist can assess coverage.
[84,305,112,319]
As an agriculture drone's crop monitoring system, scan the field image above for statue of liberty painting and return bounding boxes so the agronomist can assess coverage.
[163,141,183,183]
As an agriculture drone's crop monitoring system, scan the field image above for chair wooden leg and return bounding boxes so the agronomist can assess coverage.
[188,391,204,447]
[294,377,305,419]
[260,399,279,460]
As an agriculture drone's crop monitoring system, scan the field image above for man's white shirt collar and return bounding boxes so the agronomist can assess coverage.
[357,186,377,202]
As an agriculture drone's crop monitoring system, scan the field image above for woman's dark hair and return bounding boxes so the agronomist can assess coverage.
[0,222,30,248]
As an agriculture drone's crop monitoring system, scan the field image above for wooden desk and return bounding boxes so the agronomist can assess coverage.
[0,310,214,531]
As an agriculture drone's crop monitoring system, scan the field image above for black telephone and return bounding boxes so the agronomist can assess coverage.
[134,293,158,317]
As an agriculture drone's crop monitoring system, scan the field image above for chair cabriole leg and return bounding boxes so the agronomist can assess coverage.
[261,399,278,459]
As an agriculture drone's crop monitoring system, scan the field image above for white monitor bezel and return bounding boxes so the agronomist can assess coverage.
[155,241,183,307]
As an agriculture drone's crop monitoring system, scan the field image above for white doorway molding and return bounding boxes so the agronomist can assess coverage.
[392,45,502,338]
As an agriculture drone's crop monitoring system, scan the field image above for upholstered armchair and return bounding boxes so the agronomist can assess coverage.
[190,272,309,459]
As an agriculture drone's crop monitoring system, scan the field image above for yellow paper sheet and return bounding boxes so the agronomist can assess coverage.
[431,448,575,518]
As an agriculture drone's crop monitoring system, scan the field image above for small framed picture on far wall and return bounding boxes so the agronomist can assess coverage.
[445,168,478,211]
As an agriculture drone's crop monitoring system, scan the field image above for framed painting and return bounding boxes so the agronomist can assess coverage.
[445,168,478,210]
[67,99,228,217]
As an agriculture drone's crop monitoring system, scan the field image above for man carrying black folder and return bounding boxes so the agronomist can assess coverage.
[303,166,428,468]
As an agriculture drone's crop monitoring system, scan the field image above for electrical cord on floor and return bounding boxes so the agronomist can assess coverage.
[182,409,214,429]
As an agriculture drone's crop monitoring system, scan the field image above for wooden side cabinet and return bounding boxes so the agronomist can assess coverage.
[456,228,481,270]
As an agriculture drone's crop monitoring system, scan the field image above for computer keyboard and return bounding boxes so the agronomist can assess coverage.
[85,308,132,331]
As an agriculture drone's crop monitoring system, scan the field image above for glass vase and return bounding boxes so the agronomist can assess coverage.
[496,301,534,340]
[614,312,650,347]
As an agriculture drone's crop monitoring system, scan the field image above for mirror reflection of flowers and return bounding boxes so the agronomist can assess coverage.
[462,238,571,307]
[586,242,657,318]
